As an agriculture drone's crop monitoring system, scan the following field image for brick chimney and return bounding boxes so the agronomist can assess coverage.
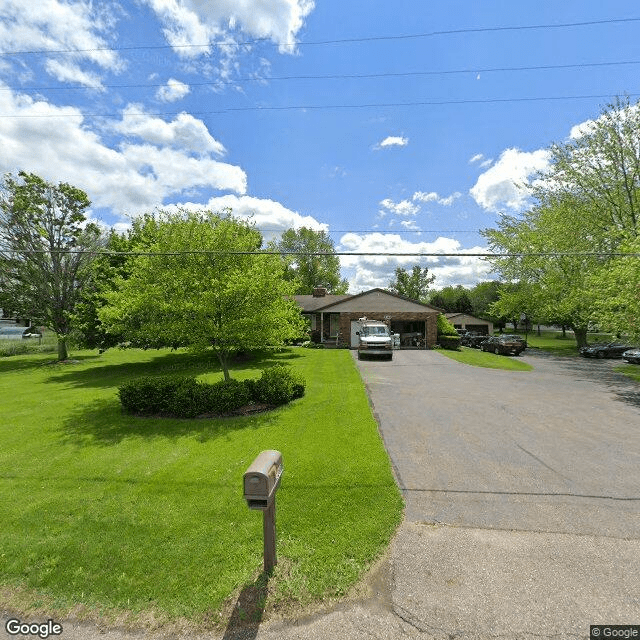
[312,286,327,297]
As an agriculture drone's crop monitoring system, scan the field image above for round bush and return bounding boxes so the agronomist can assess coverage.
[118,365,305,417]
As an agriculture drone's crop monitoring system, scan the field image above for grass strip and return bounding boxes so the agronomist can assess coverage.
[435,346,533,371]
[614,364,640,383]
[0,347,403,626]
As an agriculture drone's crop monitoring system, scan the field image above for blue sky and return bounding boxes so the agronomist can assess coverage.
[0,1,638,291]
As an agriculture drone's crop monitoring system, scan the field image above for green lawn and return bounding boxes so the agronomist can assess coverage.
[435,346,533,371]
[615,364,640,382]
[523,331,582,356]
[0,347,403,628]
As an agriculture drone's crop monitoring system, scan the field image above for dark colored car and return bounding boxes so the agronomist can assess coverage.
[480,335,526,356]
[579,342,632,359]
[461,332,490,348]
[622,348,640,364]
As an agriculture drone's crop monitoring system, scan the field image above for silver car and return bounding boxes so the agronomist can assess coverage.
[622,348,640,364]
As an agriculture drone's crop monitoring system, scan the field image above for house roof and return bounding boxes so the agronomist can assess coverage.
[295,288,441,313]
[446,312,492,324]
[293,294,351,312]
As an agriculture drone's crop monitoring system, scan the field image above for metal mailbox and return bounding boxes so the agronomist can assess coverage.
[243,450,283,511]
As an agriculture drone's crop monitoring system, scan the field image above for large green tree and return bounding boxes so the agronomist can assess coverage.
[387,265,435,302]
[589,235,640,342]
[275,227,348,294]
[483,195,598,347]
[99,210,304,380]
[0,171,103,360]
[72,229,134,350]
[429,285,473,313]
[483,97,640,347]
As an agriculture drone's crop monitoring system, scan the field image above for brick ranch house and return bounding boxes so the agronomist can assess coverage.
[294,287,441,349]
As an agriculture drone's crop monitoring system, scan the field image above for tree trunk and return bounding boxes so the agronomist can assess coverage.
[572,326,588,349]
[216,350,231,381]
[57,335,68,361]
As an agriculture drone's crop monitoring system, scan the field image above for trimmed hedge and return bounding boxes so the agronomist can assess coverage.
[437,335,461,350]
[118,365,305,418]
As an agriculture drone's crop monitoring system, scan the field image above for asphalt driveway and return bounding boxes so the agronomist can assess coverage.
[356,348,640,538]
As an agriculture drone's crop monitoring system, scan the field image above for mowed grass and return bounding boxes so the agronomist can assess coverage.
[435,346,533,371]
[615,364,640,382]
[524,331,582,356]
[0,347,403,626]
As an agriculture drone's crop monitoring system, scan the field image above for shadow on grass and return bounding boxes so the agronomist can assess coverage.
[60,396,278,447]
[45,349,303,390]
[0,353,101,375]
[221,572,270,640]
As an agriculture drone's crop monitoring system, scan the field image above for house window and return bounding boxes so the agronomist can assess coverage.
[329,314,340,337]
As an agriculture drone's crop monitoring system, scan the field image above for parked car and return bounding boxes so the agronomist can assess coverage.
[579,342,632,359]
[502,334,527,348]
[622,348,640,364]
[461,332,490,348]
[480,335,526,356]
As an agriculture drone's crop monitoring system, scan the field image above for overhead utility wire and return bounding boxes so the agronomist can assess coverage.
[5,249,640,258]
[1,17,638,56]
[4,59,640,93]
[2,92,636,119]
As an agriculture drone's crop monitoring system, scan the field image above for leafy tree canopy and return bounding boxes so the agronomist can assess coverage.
[275,227,348,294]
[482,96,640,347]
[98,210,305,380]
[387,265,435,302]
[0,171,103,359]
[429,285,473,313]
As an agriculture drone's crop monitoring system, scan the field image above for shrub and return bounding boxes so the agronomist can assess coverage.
[118,376,182,415]
[118,366,305,417]
[436,314,458,336]
[437,335,461,350]
[253,364,305,406]
[208,378,253,415]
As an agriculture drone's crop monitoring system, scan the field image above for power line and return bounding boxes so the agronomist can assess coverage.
[4,249,640,258]
[2,92,637,119]
[5,59,640,94]
[1,17,638,56]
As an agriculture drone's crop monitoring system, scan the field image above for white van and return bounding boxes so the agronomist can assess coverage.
[354,318,393,360]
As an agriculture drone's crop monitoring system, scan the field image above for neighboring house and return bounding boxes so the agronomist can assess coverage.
[446,312,493,335]
[294,287,440,348]
[0,326,40,340]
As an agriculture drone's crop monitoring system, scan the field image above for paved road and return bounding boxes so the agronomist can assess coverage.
[3,349,639,639]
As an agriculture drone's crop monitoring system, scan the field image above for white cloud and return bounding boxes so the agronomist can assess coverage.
[156,78,191,102]
[113,106,227,156]
[44,59,104,89]
[0,87,246,216]
[379,198,419,217]
[437,192,462,206]
[338,233,493,292]
[379,190,461,223]
[469,153,493,168]
[469,147,550,212]
[375,135,409,150]
[413,191,460,206]
[142,0,315,57]
[569,103,640,140]
[166,194,326,242]
[0,0,123,80]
